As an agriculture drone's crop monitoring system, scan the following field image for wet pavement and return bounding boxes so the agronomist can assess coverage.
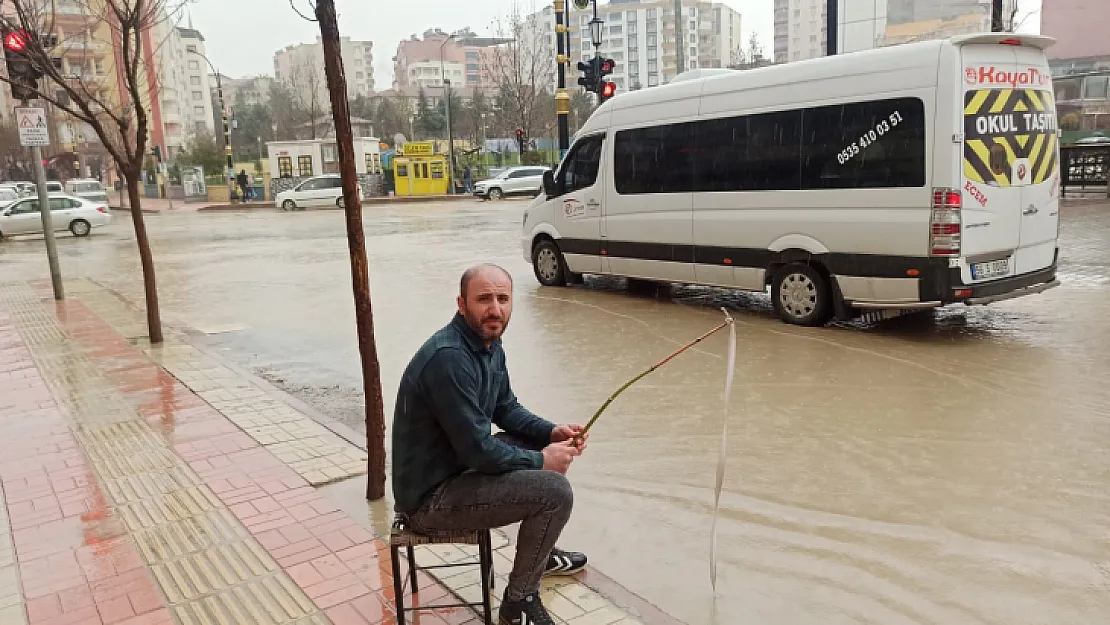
[2,198,1109,625]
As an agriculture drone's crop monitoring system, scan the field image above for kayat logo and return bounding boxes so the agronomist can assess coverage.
[965,68,979,85]
[1017,164,1028,179]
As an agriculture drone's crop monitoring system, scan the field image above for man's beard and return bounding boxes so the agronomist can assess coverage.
[465,309,507,341]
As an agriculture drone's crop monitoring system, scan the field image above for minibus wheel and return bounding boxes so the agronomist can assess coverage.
[771,263,833,327]
[532,239,567,286]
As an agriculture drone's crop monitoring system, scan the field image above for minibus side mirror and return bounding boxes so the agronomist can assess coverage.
[542,170,557,198]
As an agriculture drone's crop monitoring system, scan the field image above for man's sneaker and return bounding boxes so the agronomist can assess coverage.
[543,547,587,576]
[498,591,555,625]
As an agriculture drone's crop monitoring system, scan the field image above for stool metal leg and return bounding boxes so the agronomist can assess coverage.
[484,530,495,590]
[391,544,406,625]
[478,531,494,625]
[406,545,418,591]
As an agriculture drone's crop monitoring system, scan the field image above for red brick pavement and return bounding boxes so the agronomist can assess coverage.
[0,291,480,625]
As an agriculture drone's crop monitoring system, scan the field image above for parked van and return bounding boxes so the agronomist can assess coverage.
[523,33,1062,326]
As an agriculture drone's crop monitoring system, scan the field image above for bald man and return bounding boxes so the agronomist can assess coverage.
[392,264,588,625]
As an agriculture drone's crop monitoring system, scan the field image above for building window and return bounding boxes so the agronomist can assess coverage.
[190,76,200,85]
[188,60,199,70]
[192,91,202,100]
[278,157,293,178]
[298,155,313,177]
[186,45,196,52]
[193,106,204,115]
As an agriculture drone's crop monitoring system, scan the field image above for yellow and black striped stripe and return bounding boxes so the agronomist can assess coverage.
[964,88,1057,187]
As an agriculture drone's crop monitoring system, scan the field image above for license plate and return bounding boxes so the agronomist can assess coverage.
[971,258,1010,280]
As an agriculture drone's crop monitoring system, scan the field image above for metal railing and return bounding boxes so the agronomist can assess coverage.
[1060,145,1110,198]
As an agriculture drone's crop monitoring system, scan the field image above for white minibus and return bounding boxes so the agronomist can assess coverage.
[522,33,1062,326]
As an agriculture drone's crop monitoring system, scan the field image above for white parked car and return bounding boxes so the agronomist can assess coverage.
[65,178,110,203]
[0,194,111,239]
[0,188,20,207]
[474,166,551,200]
[274,174,361,211]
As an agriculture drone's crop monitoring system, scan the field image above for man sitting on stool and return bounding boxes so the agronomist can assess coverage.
[392,263,588,625]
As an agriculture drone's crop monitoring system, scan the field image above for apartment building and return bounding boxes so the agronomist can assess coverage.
[776,0,1015,64]
[392,28,504,91]
[274,37,374,111]
[1041,0,1110,74]
[154,26,216,159]
[211,76,277,107]
[551,0,741,92]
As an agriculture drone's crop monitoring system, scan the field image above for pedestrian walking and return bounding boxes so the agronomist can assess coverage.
[463,165,473,193]
[391,264,589,625]
[236,169,249,201]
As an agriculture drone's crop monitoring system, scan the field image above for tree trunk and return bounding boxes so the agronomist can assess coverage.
[125,174,163,344]
[315,0,388,500]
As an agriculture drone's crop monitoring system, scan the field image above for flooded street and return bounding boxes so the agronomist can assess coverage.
[2,199,1108,625]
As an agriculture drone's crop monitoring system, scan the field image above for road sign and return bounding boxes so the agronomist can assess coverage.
[15,107,49,146]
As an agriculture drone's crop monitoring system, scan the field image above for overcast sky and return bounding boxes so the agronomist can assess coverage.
[185,0,1042,88]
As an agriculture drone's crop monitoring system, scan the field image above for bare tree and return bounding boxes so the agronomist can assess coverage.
[484,1,555,152]
[730,32,770,70]
[0,0,187,343]
[286,59,324,139]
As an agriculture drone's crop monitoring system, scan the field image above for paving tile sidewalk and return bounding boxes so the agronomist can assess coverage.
[0,279,669,625]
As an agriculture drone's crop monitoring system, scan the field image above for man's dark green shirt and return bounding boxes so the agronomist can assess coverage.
[391,313,555,513]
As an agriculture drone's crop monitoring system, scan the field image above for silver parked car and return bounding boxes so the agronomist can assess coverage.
[473,166,551,200]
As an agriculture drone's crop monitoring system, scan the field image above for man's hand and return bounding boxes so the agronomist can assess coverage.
[541,440,581,474]
[551,424,588,451]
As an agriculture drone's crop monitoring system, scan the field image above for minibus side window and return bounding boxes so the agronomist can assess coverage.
[558,136,605,193]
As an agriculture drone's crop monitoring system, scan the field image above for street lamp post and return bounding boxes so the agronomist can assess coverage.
[190,50,235,202]
[440,34,457,194]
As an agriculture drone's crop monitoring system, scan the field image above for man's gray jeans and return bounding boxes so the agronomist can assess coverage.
[406,432,573,602]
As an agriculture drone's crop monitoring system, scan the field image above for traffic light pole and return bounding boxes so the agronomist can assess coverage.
[555,0,570,160]
[32,142,63,300]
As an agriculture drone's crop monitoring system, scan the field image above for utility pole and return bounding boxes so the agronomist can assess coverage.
[32,142,63,299]
[315,0,388,500]
[555,0,570,160]
[826,0,838,56]
[674,0,684,76]
[991,0,1005,31]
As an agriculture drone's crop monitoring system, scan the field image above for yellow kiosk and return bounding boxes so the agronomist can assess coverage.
[392,142,449,196]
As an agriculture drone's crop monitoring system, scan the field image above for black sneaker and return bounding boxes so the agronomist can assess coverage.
[498,591,555,625]
[543,547,587,576]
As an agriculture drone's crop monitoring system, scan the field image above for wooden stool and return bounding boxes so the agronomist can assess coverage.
[389,513,495,625]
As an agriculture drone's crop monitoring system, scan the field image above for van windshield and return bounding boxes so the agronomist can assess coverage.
[74,183,102,192]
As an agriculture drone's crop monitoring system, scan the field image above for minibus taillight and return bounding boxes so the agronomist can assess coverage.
[930,188,961,256]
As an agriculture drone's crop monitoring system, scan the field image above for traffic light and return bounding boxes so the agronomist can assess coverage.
[597,57,616,102]
[515,128,525,154]
[3,29,43,102]
[151,145,162,162]
[577,57,617,101]
[577,59,597,93]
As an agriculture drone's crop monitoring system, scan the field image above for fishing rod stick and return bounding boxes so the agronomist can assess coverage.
[572,311,734,445]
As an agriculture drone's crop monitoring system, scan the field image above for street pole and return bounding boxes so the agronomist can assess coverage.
[991,0,1004,31]
[440,36,456,194]
[32,144,63,300]
[826,0,838,56]
[315,0,388,501]
[555,0,570,160]
[220,79,235,203]
[674,0,684,76]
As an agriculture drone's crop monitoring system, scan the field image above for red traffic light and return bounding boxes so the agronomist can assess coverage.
[601,82,616,99]
[515,129,523,138]
[600,59,614,72]
[4,31,28,52]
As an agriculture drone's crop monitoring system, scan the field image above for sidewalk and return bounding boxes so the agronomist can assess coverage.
[0,278,672,625]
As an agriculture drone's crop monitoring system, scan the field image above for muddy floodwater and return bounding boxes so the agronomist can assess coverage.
[2,199,1108,625]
